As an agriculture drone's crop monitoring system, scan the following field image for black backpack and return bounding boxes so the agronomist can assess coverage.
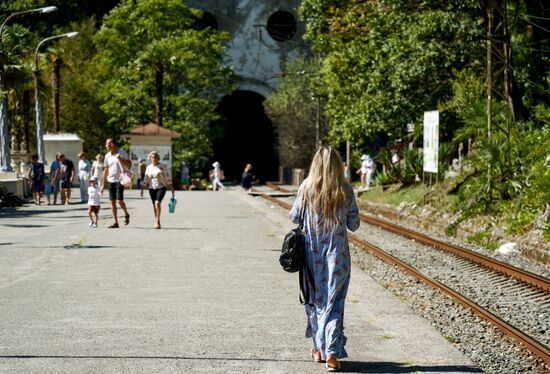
[279,226,305,273]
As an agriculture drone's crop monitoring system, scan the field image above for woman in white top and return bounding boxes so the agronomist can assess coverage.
[92,154,104,185]
[77,152,91,203]
[140,151,174,229]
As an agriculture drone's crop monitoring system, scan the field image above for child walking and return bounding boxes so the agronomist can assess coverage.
[43,175,52,205]
[87,176,101,227]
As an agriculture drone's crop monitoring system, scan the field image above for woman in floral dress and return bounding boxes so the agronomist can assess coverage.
[290,146,360,371]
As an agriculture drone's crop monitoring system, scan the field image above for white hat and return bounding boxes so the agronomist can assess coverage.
[212,161,220,168]
[89,176,97,182]
[360,154,369,161]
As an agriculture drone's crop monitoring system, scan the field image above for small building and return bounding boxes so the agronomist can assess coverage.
[123,123,181,171]
[44,133,83,167]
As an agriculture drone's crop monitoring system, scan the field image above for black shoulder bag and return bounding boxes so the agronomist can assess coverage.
[279,197,315,305]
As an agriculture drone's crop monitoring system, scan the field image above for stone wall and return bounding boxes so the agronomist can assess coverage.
[183,0,307,96]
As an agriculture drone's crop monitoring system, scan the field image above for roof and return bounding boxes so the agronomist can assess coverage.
[43,133,83,141]
[124,123,181,138]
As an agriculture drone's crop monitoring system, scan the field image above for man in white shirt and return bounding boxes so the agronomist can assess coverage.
[100,138,132,228]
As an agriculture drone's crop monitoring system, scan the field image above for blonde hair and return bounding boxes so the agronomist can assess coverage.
[302,146,348,229]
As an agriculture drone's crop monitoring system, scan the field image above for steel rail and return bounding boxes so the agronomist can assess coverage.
[259,189,550,366]
[359,213,550,292]
[263,182,550,292]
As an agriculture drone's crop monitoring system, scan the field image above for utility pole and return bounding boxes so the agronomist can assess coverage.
[486,5,493,198]
[501,1,511,174]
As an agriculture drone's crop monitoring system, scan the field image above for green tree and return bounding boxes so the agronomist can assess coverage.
[299,0,484,146]
[94,0,233,168]
[265,57,324,168]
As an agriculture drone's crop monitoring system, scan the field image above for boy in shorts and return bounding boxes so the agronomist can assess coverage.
[87,176,101,227]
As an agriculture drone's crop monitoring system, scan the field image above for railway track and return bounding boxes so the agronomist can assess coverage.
[254,183,550,367]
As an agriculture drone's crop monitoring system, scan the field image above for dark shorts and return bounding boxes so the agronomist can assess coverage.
[88,205,100,213]
[60,180,71,189]
[149,187,167,203]
[32,180,44,193]
[108,182,124,201]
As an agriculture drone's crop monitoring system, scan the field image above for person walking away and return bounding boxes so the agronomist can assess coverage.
[211,161,226,191]
[180,160,190,191]
[77,152,91,203]
[241,163,255,192]
[43,174,52,205]
[365,155,375,190]
[137,158,146,190]
[87,176,101,228]
[58,153,75,205]
[343,162,350,183]
[289,146,360,371]
[355,154,369,191]
[100,138,131,228]
[92,154,104,186]
[49,152,61,204]
[28,155,45,205]
[140,151,174,229]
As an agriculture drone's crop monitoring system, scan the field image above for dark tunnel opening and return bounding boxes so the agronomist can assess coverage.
[209,91,278,184]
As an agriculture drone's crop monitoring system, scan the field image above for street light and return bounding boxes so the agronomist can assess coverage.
[0,6,58,172]
[33,32,79,164]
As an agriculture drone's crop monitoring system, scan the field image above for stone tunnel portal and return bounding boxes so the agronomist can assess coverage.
[210,90,278,184]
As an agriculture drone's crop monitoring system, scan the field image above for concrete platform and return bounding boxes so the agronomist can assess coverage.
[0,189,481,373]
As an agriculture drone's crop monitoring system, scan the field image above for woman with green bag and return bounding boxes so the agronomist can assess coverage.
[140,151,174,229]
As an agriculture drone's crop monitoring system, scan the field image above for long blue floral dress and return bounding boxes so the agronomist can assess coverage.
[290,183,360,360]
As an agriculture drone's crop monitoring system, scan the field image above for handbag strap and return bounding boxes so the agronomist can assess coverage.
[299,261,315,306]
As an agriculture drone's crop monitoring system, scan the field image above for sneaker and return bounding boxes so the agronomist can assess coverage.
[88,221,93,227]
[92,223,98,228]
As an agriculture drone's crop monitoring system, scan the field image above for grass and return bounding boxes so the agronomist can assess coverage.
[357,184,425,206]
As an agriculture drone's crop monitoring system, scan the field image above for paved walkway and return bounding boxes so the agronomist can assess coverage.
[0,189,481,373]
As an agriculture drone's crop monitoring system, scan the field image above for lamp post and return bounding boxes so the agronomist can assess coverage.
[0,6,58,172]
[33,32,78,164]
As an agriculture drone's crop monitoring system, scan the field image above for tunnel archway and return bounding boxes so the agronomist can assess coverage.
[210,91,278,184]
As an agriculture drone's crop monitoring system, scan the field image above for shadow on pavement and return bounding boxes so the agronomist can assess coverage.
[341,361,483,373]
[0,356,483,372]
[2,224,50,228]
[63,244,114,250]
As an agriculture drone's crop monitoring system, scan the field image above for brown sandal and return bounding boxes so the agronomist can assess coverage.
[108,223,119,228]
[124,214,130,225]
[311,349,324,363]
[326,356,341,372]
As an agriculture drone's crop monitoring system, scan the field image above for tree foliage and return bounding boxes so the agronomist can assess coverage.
[94,0,233,168]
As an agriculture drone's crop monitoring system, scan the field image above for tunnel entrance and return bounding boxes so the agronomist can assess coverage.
[210,91,278,183]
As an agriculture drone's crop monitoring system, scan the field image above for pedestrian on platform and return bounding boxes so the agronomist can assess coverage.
[211,161,226,191]
[356,154,369,190]
[290,146,360,372]
[28,154,45,205]
[140,151,174,229]
[365,155,376,190]
[241,163,255,192]
[58,153,75,205]
[343,162,350,182]
[92,154,104,186]
[49,152,61,204]
[180,160,190,191]
[137,158,146,190]
[77,152,91,203]
[101,138,131,228]
[87,176,101,228]
[43,174,52,205]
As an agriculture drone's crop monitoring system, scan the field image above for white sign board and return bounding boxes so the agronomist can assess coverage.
[423,111,439,173]
[129,145,172,171]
